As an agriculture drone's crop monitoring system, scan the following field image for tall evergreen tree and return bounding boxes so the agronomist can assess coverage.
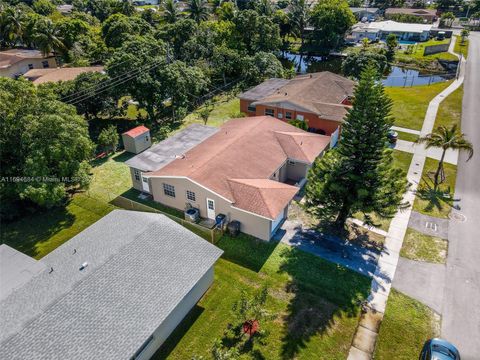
[305,66,408,227]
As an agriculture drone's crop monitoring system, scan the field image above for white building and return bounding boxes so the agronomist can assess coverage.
[351,20,433,42]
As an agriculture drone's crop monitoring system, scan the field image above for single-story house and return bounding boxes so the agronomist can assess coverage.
[122,125,152,154]
[23,66,104,84]
[351,20,433,42]
[0,210,222,360]
[239,72,355,138]
[127,116,331,241]
[0,49,56,78]
[56,4,73,14]
[350,7,380,21]
[385,8,437,23]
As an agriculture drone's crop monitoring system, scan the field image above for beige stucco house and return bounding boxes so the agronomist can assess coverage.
[122,125,152,154]
[0,49,56,78]
[126,117,331,240]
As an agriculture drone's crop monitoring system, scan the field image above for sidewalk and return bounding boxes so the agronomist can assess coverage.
[347,36,466,360]
[393,139,459,165]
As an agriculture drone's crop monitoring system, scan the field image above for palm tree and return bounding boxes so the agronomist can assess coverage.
[460,29,469,44]
[289,0,310,71]
[417,125,473,190]
[33,18,66,58]
[0,6,25,48]
[257,0,275,16]
[187,0,209,23]
[163,0,179,24]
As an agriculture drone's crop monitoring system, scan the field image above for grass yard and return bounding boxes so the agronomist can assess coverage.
[413,158,457,218]
[1,152,134,259]
[385,81,452,130]
[396,130,419,142]
[353,150,413,231]
[400,228,448,263]
[155,234,371,360]
[374,289,440,359]
[434,85,463,129]
[454,35,469,58]
[181,94,241,129]
[397,39,457,63]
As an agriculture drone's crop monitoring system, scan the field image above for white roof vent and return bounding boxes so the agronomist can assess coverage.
[79,262,88,271]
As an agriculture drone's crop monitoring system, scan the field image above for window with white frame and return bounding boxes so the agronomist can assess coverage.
[277,112,283,119]
[285,112,292,120]
[186,190,196,201]
[297,114,304,121]
[265,108,274,116]
[134,169,141,181]
[163,183,175,197]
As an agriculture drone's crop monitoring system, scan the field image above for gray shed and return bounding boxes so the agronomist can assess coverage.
[122,125,151,154]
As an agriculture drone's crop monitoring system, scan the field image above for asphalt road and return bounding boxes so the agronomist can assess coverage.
[441,32,480,359]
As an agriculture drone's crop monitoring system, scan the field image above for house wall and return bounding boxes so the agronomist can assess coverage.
[149,177,272,240]
[286,161,309,182]
[134,133,152,154]
[0,57,56,78]
[130,167,144,192]
[122,135,137,154]
[134,266,215,360]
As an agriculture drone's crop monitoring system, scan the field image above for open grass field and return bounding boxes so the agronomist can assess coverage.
[400,228,448,263]
[397,39,457,62]
[374,289,439,359]
[434,85,463,129]
[154,234,371,359]
[385,81,452,130]
[413,157,457,219]
[181,94,241,129]
[454,35,469,58]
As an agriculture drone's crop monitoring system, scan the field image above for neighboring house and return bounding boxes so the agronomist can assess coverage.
[56,4,73,14]
[122,125,152,154]
[129,116,331,241]
[0,49,56,78]
[23,66,104,84]
[350,7,380,21]
[385,8,437,23]
[351,20,433,42]
[239,72,355,137]
[0,210,222,360]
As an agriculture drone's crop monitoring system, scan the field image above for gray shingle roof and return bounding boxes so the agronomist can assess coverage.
[125,124,219,172]
[238,78,290,101]
[0,210,222,360]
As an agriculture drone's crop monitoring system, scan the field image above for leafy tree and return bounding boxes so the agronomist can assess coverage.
[0,5,25,48]
[417,125,473,191]
[385,33,398,62]
[233,10,281,54]
[289,0,310,51]
[309,0,355,53]
[436,0,457,11]
[102,13,152,48]
[163,0,180,23]
[198,101,214,125]
[0,78,93,215]
[32,0,56,16]
[386,13,425,23]
[288,119,308,130]
[216,1,236,21]
[242,51,284,85]
[188,0,210,23]
[305,67,408,227]
[440,12,455,27]
[231,286,274,330]
[342,48,388,79]
[97,125,119,154]
[212,45,242,85]
[156,19,198,59]
[372,0,405,10]
[272,8,291,43]
[33,17,66,57]
[211,339,240,360]
[256,0,275,16]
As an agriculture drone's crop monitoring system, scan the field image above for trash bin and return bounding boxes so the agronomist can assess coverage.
[227,221,240,237]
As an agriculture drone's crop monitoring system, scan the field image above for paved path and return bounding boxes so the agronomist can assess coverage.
[408,211,449,239]
[347,35,466,360]
[393,139,459,165]
[275,220,379,277]
[441,32,480,359]
[391,126,420,135]
[393,258,446,314]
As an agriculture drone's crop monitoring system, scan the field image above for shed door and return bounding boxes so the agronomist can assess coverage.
[141,176,150,193]
[206,198,215,219]
[271,208,285,234]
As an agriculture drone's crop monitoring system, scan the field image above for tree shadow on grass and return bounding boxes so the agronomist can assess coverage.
[151,305,204,360]
[278,246,371,359]
[215,234,280,273]
[416,185,459,214]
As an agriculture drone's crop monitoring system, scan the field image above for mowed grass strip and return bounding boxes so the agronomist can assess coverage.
[385,81,452,130]
[374,289,439,360]
[434,85,463,129]
[454,35,469,58]
[400,228,448,264]
[154,234,371,360]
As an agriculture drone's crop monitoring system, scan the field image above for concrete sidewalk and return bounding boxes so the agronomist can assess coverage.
[393,139,459,165]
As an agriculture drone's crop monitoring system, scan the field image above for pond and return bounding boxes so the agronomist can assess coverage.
[280,51,455,87]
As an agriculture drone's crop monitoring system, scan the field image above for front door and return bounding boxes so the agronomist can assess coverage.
[206,198,215,219]
[141,176,150,193]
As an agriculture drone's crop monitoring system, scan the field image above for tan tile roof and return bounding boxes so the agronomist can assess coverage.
[0,49,52,69]
[23,66,104,84]
[385,8,436,16]
[247,72,355,122]
[149,116,331,219]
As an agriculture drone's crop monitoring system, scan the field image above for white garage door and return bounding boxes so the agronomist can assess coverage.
[271,209,285,234]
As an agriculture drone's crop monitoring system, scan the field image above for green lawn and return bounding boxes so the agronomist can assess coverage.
[154,234,371,359]
[397,39,457,62]
[1,152,134,259]
[374,289,439,359]
[400,228,448,263]
[385,81,452,130]
[181,94,242,129]
[353,150,413,231]
[413,157,457,218]
[454,35,469,58]
[396,131,419,142]
[434,85,463,129]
